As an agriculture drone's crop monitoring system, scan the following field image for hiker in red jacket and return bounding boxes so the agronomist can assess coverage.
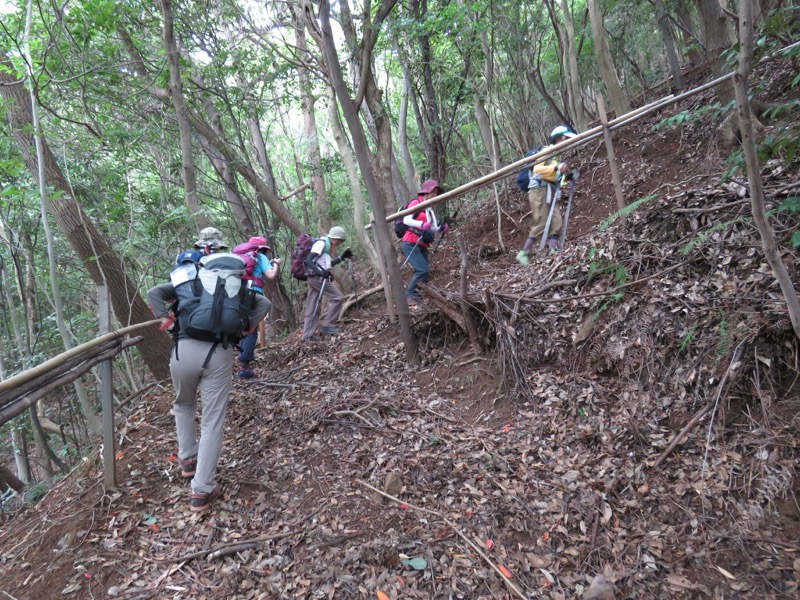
[401,179,449,306]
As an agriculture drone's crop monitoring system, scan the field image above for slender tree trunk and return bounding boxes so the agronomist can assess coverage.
[196,84,256,234]
[410,0,446,180]
[0,250,27,360]
[675,0,704,66]
[478,30,503,170]
[651,0,686,91]
[325,84,379,268]
[734,0,800,339]
[588,0,630,117]
[558,0,589,131]
[394,35,418,192]
[0,60,172,381]
[22,1,101,434]
[316,0,418,362]
[11,428,31,485]
[158,0,209,231]
[292,4,331,233]
[118,28,304,237]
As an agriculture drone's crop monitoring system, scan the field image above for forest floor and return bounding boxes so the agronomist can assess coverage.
[1,61,800,600]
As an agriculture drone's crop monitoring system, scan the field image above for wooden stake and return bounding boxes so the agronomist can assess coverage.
[596,94,627,221]
[98,286,116,490]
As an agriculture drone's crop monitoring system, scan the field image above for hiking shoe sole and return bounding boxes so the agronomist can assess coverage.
[190,485,221,512]
[179,456,197,478]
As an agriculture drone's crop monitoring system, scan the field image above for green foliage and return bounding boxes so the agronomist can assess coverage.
[715,318,733,365]
[680,325,698,353]
[598,194,659,231]
[652,102,734,132]
[680,217,747,255]
[587,259,629,286]
[777,197,800,248]
[25,482,49,504]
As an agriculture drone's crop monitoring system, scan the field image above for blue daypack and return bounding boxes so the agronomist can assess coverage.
[516,147,542,191]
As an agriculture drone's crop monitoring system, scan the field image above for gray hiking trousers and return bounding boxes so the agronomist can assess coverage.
[301,276,344,340]
[170,337,234,494]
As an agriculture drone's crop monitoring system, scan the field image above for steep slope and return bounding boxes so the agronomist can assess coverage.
[1,60,799,599]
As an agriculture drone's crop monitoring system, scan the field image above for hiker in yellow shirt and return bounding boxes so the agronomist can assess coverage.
[517,125,577,264]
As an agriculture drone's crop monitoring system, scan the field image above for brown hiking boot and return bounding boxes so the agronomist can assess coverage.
[178,456,197,478]
[190,485,221,512]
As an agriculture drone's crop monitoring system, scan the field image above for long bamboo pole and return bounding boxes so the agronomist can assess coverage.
[368,71,736,230]
[0,320,160,395]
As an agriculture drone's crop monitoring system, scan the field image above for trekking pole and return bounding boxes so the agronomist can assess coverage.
[538,183,563,250]
[432,209,459,255]
[558,171,580,248]
[312,277,327,324]
[346,259,359,304]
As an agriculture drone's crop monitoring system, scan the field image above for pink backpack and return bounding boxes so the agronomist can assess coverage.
[232,237,269,288]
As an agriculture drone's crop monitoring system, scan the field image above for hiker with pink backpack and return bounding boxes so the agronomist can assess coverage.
[232,236,281,378]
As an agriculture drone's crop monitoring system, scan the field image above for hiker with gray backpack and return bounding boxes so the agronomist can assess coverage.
[516,125,577,264]
[147,227,272,512]
[299,226,352,342]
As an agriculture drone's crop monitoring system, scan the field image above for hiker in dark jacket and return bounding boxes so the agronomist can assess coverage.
[402,179,449,306]
[237,236,280,379]
[300,226,352,341]
[517,125,577,264]
[147,228,271,512]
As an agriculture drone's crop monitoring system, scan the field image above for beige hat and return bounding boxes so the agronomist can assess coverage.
[195,226,228,249]
[327,226,347,240]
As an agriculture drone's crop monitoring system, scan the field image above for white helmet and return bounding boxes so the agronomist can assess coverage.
[549,125,577,144]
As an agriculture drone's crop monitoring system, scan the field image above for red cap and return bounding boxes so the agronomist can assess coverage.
[248,236,270,250]
[419,179,442,194]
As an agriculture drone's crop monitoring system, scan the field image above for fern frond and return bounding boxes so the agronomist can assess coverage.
[599,194,659,232]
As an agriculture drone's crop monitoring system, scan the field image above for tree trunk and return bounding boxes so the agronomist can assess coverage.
[675,0,704,66]
[196,83,256,235]
[477,30,502,171]
[651,0,686,91]
[0,243,28,359]
[325,84,379,269]
[292,4,331,233]
[316,0,418,362]
[734,0,800,339]
[696,0,734,105]
[588,0,630,117]
[410,0,446,181]
[117,28,305,237]
[0,60,172,380]
[393,35,418,192]
[558,0,589,131]
[11,427,31,485]
[158,0,209,231]
[0,464,25,493]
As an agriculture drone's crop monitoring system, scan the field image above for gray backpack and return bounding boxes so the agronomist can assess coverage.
[174,253,255,364]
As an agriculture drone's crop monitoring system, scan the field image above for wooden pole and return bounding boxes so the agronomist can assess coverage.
[98,286,117,490]
[368,70,738,230]
[596,94,627,221]
[0,320,159,395]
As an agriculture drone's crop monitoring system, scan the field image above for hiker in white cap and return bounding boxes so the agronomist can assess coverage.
[300,226,352,341]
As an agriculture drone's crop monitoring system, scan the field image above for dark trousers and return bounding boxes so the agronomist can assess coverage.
[403,241,429,300]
